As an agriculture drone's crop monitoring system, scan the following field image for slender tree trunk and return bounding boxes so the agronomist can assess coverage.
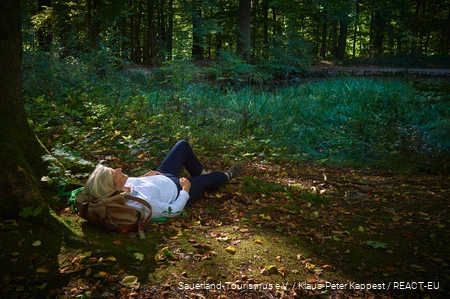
[216,0,224,57]
[373,9,385,56]
[144,0,154,64]
[89,0,101,49]
[192,1,204,60]
[252,0,258,57]
[330,21,338,57]
[237,0,251,61]
[441,9,450,54]
[129,0,137,61]
[320,20,327,58]
[167,0,173,60]
[352,0,359,59]
[272,6,277,36]
[0,0,48,217]
[336,18,348,60]
[38,0,52,51]
[136,0,143,63]
[410,0,422,53]
[158,0,167,60]
[262,0,269,45]
[120,19,128,58]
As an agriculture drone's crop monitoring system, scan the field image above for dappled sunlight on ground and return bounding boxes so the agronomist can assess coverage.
[0,160,448,298]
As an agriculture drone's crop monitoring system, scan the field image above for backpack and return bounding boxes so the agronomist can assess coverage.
[74,191,153,240]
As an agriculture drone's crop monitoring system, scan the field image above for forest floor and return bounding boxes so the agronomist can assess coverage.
[1,158,449,299]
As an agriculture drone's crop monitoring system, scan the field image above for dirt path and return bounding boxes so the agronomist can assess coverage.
[308,63,450,79]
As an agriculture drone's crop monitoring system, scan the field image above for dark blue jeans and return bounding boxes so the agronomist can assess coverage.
[156,140,228,205]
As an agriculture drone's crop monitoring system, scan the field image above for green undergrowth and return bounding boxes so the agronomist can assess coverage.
[23,51,450,185]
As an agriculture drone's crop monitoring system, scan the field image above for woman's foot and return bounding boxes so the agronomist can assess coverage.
[225,163,243,182]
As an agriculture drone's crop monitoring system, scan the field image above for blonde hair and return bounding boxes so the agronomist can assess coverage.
[84,165,116,199]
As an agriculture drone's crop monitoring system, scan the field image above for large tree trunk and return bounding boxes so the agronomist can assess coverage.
[236,0,251,61]
[0,0,48,217]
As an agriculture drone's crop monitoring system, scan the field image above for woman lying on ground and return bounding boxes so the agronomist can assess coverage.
[83,140,242,218]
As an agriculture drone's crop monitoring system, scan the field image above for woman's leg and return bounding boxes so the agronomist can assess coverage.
[156,140,204,176]
[187,172,228,206]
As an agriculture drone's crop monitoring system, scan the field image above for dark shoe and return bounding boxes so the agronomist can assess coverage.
[226,163,243,182]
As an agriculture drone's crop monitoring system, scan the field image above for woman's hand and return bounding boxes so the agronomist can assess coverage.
[179,177,191,192]
[141,170,163,177]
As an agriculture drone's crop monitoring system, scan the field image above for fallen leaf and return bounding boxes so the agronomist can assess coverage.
[261,265,278,275]
[305,262,316,270]
[104,256,117,262]
[254,239,263,244]
[94,271,108,278]
[321,264,333,270]
[217,236,229,242]
[278,266,289,276]
[134,253,144,261]
[36,266,50,273]
[121,276,138,287]
[225,247,236,254]
[278,207,295,214]
[259,214,271,220]
[126,246,140,252]
[113,240,124,246]
[32,241,42,247]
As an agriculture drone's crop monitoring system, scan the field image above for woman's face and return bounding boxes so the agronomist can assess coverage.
[111,168,128,190]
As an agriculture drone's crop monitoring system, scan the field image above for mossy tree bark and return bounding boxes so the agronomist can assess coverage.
[0,0,49,218]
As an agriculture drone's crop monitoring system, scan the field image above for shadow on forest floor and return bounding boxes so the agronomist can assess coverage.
[0,160,449,298]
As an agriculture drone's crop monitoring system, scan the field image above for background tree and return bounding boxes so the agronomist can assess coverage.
[237,0,251,61]
[191,0,204,60]
[20,0,450,69]
[37,0,52,50]
[0,0,48,218]
[144,0,155,63]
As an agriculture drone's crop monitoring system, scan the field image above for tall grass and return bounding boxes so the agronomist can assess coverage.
[184,79,450,172]
[23,52,450,176]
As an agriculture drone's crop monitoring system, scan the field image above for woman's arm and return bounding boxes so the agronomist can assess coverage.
[156,190,190,217]
[161,178,190,217]
[140,170,163,177]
